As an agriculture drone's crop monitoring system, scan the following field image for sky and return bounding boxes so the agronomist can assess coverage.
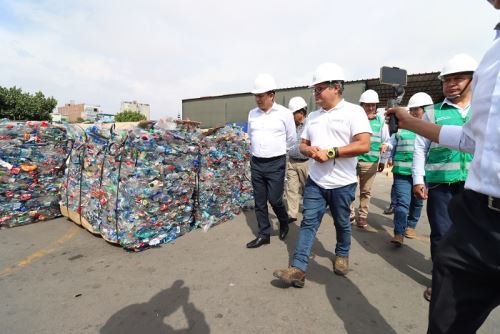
[0,0,498,120]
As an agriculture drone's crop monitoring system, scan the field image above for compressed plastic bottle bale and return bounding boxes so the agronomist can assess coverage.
[0,119,68,228]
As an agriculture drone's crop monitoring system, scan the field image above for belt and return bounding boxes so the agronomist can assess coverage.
[289,157,308,162]
[488,196,500,212]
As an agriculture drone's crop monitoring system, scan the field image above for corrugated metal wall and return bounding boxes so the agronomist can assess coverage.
[182,82,367,129]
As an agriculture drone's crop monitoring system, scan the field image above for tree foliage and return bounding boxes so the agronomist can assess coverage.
[0,86,57,121]
[114,110,146,122]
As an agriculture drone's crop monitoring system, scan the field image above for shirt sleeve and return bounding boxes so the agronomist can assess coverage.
[412,113,432,185]
[351,108,372,136]
[284,110,297,150]
[438,125,476,154]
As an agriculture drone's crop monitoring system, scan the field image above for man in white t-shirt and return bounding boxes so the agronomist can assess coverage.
[273,63,371,287]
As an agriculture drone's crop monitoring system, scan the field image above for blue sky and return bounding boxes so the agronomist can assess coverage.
[0,0,498,120]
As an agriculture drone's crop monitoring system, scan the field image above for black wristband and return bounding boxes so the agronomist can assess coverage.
[334,147,340,158]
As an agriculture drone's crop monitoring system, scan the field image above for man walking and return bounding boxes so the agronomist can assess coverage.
[285,96,309,224]
[273,63,371,286]
[246,73,296,248]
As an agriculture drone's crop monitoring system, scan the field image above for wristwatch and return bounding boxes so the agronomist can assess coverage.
[327,148,336,159]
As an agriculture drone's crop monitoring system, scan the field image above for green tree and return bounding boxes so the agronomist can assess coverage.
[114,110,146,122]
[0,85,57,121]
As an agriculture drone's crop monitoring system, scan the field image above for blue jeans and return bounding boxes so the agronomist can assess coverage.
[292,178,356,272]
[393,174,424,235]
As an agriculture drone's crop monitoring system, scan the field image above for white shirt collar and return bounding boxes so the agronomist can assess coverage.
[321,99,345,113]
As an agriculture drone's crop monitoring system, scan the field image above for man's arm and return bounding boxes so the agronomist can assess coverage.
[284,112,297,150]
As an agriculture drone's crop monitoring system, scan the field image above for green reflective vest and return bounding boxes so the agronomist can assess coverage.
[425,102,473,183]
[392,129,416,176]
[359,115,384,163]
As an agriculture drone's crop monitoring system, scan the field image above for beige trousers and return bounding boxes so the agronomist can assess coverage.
[351,161,378,219]
[285,159,309,219]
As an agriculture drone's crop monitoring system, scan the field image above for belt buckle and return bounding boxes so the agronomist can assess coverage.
[488,196,500,212]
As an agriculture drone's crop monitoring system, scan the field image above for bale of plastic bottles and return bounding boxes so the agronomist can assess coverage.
[0,119,68,228]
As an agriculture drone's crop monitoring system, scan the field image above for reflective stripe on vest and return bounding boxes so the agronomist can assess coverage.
[425,102,473,183]
[359,115,383,162]
[392,129,416,176]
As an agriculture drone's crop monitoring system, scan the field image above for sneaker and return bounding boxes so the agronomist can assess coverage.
[383,205,394,215]
[273,267,305,288]
[391,234,404,247]
[404,227,417,239]
[334,256,349,276]
[356,217,368,228]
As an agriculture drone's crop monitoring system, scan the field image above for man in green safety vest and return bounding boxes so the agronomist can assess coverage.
[385,92,433,246]
[412,53,477,302]
[351,89,390,228]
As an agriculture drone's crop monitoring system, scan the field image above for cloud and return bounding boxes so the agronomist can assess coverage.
[0,0,497,120]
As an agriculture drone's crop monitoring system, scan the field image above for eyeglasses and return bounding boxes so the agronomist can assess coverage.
[312,85,329,95]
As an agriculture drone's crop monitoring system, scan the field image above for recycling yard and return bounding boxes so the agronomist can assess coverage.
[1,175,499,334]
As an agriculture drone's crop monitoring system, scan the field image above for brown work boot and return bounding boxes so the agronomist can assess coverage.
[404,227,417,239]
[356,217,368,228]
[273,267,305,288]
[334,256,349,276]
[391,234,404,247]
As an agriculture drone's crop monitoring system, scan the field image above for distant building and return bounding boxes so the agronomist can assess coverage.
[120,101,150,120]
[182,72,444,129]
[58,102,102,122]
[96,113,115,123]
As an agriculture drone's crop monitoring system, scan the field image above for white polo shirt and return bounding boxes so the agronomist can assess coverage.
[302,99,372,189]
[248,103,296,158]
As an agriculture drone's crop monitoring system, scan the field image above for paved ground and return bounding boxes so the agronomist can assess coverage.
[1,174,499,333]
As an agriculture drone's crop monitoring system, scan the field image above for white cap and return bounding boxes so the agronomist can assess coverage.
[438,53,478,79]
[310,62,345,87]
[288,96,307,113]
[251,73,277,94]
[407,92,433,108]
[359,89,379,103]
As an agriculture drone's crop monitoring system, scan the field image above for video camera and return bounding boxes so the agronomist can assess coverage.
[380,66,407,135]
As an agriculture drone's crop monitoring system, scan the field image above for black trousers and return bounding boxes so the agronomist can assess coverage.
[428,190,500,334]
[250,155,288,237]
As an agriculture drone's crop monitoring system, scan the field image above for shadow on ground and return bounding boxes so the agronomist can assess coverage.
[100,280,209,334]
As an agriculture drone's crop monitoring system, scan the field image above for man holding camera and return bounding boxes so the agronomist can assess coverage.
[386,1,499,328]
[273,63,371,286]
[412,53,477,301]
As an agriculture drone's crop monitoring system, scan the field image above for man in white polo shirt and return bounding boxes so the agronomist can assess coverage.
[273,63,371,286]
[246,73,297,248]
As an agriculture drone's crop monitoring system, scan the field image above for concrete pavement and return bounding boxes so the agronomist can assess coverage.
[1,174,499,333]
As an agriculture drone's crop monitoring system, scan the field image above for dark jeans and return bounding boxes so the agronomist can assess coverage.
[390,173,396,206]
[250,155,288,237]
[428,190,500,334]
[292,178,356,272]
[427,182,465,260]
[393,174,423,235]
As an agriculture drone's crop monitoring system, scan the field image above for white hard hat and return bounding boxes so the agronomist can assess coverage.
[407,92,433,108]
[310,62,345,86]
[438,53,478,79]
[359,89,379,104]
[251,73,277,94]
[288,96,307,113]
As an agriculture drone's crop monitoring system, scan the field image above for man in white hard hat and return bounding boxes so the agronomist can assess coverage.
[285,96,309,224]
[273,63,371,286]
[246,73,296,248]
[411,53,477,302]
[350,89,390,229]
[384,92,433,246]
[387,2,500,331]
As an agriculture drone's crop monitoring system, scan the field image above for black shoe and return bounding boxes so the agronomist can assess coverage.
[383,205,394,215]
[279,223,289,240]
[246,236,270,248]
[288,217,297,224]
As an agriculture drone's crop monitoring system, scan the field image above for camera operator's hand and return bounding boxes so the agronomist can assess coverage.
[413,184,428,200]
[385,107,413,130]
